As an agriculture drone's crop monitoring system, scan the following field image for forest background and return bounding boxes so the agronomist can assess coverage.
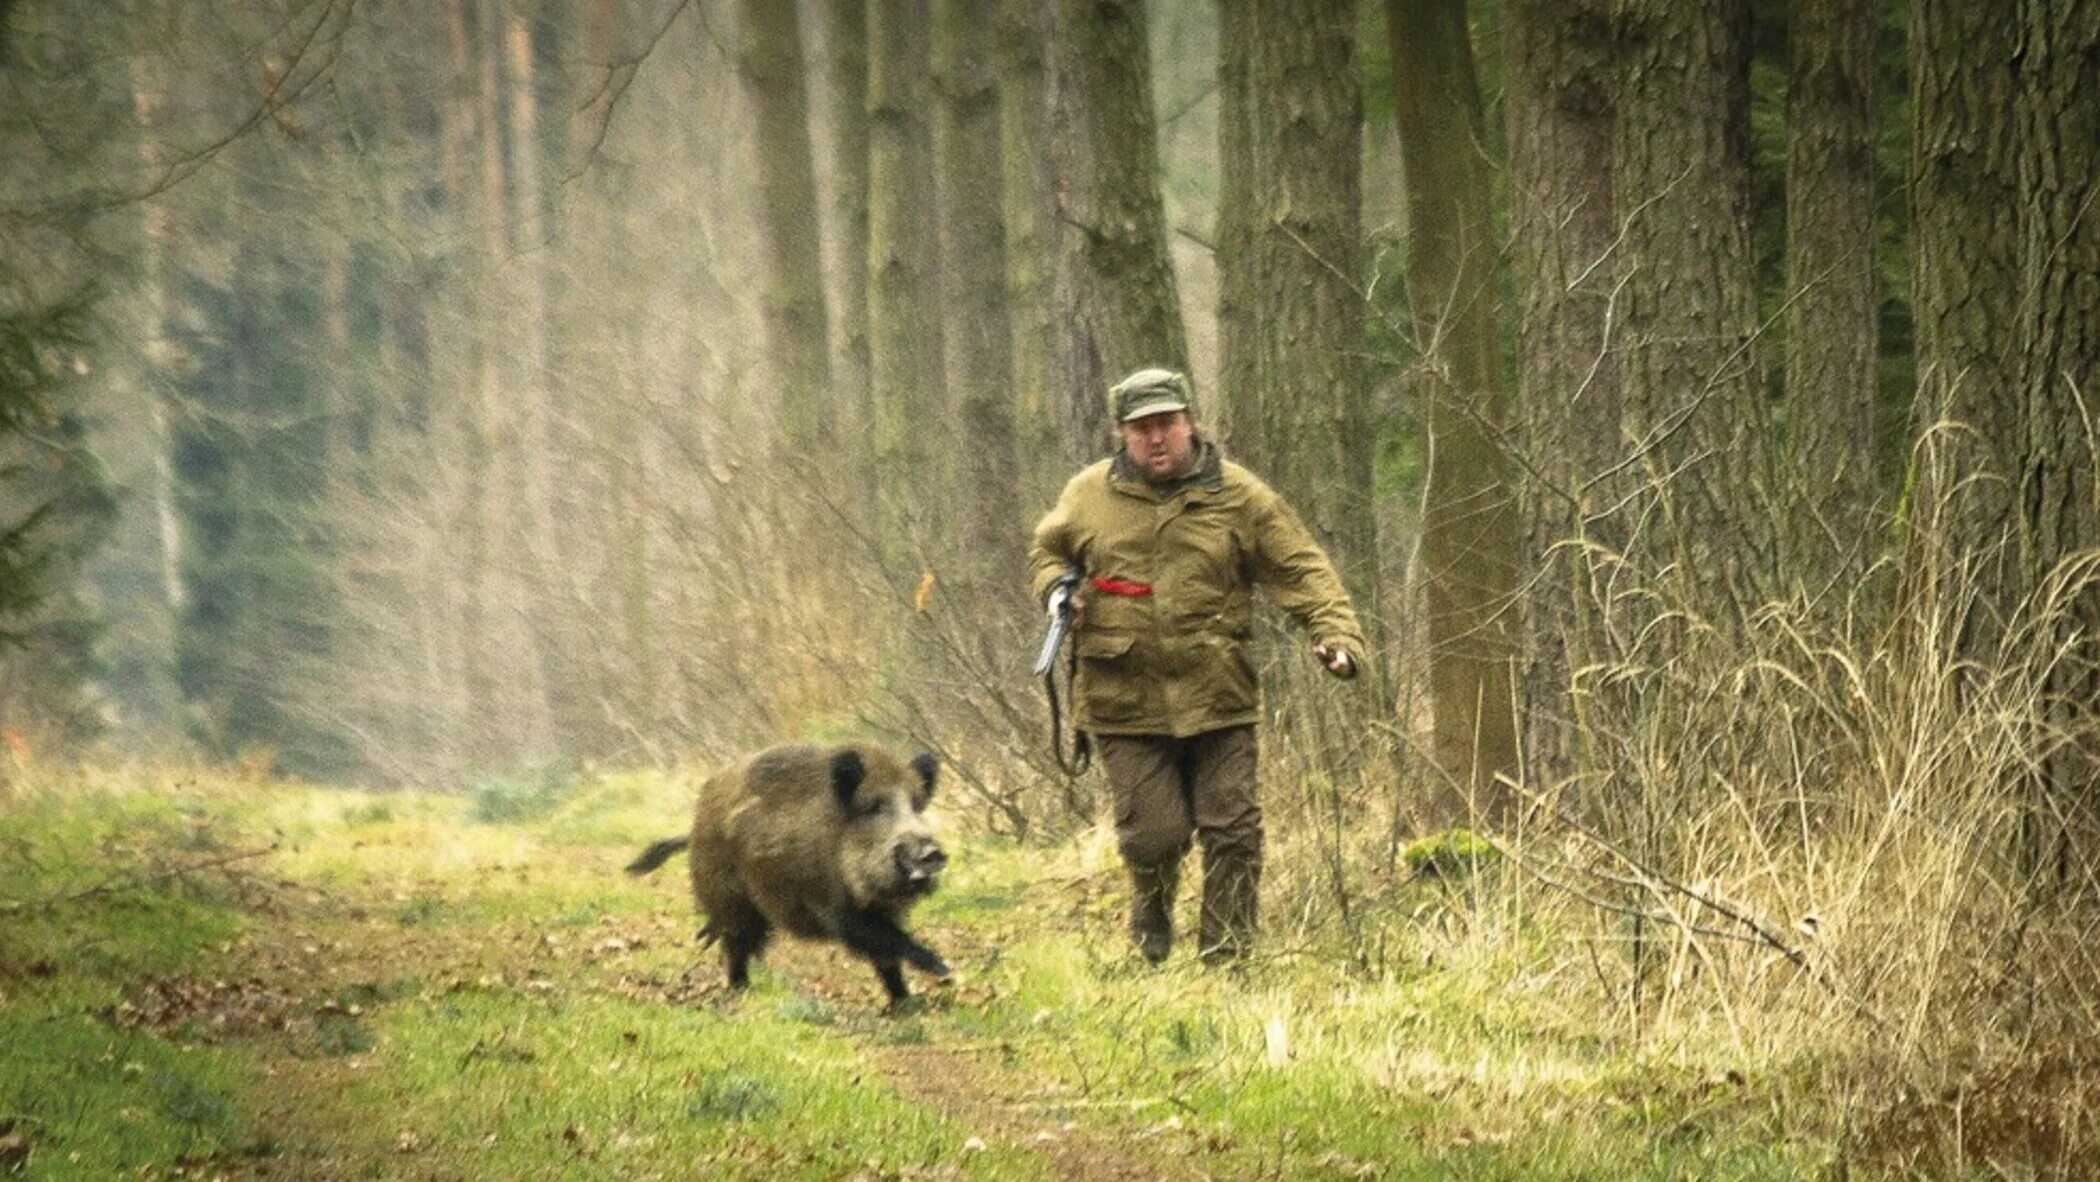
[2,0,2098,1169]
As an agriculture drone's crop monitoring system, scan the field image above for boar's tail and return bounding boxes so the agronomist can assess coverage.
[625,836,691,876]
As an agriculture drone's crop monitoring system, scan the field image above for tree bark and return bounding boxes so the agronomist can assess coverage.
[2012,0,2099,593]
[1214,0,1261,475]
[932,0,1021,581]
[867,0,948,552]
[1782,0,1878,587]
[1505,0,1619,794]
[740,0,835,460]
[815,0,872,498]
[1219,0,1374,567]
[2012,0,2100,813]
[1387,0,1520,822]
[1043,0,1187,464]
[996,0,1069,511]
[1906,0,2021,581]
[1612,0,1771,620]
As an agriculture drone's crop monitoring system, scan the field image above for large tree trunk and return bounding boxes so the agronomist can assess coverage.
[1386,0,1519,824]
[1782,0,1879,587]
[2012,1,2100,827]
[815,0,873,503]
[866,0,948,554]
[1906,0,2021,597]
[740,0,834,460]
[1612,0,1771,621]
[1505,0,1619,795]
[996,0,1068,513]
[1219,0,1375,581]
[931,0,1021,582]
[1043,0,1187,464]
[2014,2,2100,584]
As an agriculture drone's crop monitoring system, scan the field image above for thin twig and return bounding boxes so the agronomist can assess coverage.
[0,845,278,916]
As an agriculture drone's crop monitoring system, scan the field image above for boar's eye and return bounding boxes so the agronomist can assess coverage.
[911,752,939,801]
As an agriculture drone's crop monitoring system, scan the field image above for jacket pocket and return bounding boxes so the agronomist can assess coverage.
[1076,630,1147,726]
[1078,630,1137,660]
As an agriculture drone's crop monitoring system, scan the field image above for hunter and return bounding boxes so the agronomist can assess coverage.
[1027,366,1364,963]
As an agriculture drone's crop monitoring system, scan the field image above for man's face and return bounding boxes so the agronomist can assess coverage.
[1119,410,1196,483]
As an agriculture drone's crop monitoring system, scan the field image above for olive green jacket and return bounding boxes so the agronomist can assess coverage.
[1027,443,1365,738]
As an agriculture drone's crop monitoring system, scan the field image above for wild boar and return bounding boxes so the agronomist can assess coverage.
[626,742,949,1004]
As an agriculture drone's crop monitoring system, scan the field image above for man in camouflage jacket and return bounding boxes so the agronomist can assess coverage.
[1028,367,1365,963]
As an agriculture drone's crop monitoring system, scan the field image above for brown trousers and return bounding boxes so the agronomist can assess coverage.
[1095,725,1261,959]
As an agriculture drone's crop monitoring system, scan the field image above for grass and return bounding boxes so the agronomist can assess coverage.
[0,760,2089,1178]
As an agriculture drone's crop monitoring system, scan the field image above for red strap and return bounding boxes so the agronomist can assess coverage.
[1088,574,1154,597]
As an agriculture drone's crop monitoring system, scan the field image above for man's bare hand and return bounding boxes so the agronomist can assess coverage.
[1311,643,1357,680]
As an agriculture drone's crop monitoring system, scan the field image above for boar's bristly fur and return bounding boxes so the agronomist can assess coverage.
[627,743,949,1004]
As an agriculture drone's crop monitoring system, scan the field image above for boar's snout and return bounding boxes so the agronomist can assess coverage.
[893,835,947,893]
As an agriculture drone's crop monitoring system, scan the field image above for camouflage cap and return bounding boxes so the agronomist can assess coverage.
[1109,367,1194,422]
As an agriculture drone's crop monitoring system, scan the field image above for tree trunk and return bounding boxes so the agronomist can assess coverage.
[1043,0,1187,464]
[2012,0,2100,818]
[1214,0,1261,475]
[116,36,187,734]
[1505,0,1619,794]
[1783,0,1878,586]
[1219,0,1373,564]
[502,4,567,760]
[740,0,835,460]
[815,0,873,501]
[932,0,1021,583]
[866,0,948,554]
[2014,1,2100,581]
[473,0,552,762]
[996,0,1069,514]
[1906,0,2021,583]
[1612,0,1771,620]
[1387,0,1520,823]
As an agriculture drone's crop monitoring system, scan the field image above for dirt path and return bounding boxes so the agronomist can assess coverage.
[110,866,1199,1180]
[756,936,1203,1182]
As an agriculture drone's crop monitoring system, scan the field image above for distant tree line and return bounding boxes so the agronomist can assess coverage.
[0,2,2091,850]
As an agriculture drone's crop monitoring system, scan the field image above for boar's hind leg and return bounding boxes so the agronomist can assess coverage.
[838,908,949,979]
[711,896,772,989]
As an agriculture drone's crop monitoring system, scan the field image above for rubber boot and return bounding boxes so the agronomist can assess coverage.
[1127,862,1179,963]
[1197,856,1258,965]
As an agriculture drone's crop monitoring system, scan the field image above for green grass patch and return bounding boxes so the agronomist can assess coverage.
[0,1010,268,1179]
[317,987,1037,1178]
[468,763,587,825]
[0,765,1949,1178]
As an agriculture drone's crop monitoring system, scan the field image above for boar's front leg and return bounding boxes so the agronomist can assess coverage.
[874,959,909,1002]
[837,908,949,980]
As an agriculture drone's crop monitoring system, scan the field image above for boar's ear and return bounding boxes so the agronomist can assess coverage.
[911,752,940,802]
[830,749,867,811]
